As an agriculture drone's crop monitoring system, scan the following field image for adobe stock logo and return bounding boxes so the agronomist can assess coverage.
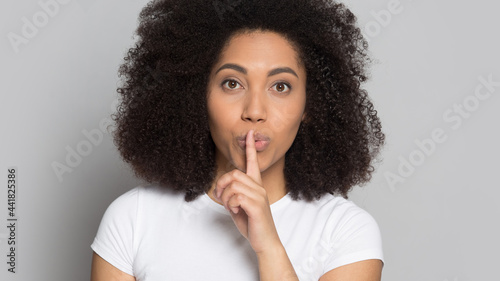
[362,0,406,42]
[51,66,168,183]
[212,0,243,21]
[51,125,112,182]
[7,0,72,54]
[51,99,117,182]
[384,74,499,191]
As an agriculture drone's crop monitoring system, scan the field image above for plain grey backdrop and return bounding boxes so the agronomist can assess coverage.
[1,0,499,280]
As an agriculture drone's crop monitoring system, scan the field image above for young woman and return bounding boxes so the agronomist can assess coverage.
[91,0,385,280]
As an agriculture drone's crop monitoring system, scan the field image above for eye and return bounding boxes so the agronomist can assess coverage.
[272,82,291,93]
[222,79,243,90]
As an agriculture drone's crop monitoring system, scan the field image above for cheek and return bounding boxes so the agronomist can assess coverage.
[207,97,236,147]
[270,101,305,133]
[207,94,225,130]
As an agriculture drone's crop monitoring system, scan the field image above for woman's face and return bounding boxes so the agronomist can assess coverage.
[207,30,307,174]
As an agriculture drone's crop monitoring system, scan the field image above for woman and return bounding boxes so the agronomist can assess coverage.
[91,0,385,280]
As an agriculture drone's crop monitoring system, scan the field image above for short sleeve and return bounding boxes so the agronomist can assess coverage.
[91,187,139,276]
[323,204,384,272]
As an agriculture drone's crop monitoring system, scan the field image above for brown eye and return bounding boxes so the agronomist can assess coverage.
[276,83,285,92]
[222,79,242,90]
[272,82,291,93]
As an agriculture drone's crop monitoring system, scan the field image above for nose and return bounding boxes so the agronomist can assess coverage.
[241,90,267,123]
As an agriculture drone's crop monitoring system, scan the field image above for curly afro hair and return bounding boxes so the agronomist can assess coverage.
[113,0,384,202]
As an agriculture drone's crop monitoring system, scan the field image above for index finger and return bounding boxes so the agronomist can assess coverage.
[245,130,262,184]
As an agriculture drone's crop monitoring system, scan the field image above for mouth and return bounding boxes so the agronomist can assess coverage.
[236,132,271,152]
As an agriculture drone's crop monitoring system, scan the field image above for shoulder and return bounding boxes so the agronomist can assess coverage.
[106,185,183,209]
[318,195,384,269]
[106,186,140,210]
[277,193,382,245]
[278,194,384,277]
[284,193,377,225]
[311,194,381,242]
[319,195,379,227]
[97,187,140,226]
[285,194,383,255]
[100,185,185,225]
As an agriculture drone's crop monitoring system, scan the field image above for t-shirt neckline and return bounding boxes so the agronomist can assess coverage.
[201,191,292,215]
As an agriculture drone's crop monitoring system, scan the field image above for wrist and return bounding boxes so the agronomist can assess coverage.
[254,235,283,255]
[255,240,286,259]
[256,242,299,281]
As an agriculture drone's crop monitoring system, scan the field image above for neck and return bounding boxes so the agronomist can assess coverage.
[257,157,287,204]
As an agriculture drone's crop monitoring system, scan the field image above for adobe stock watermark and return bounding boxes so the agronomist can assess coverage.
[362,0,411,43]
[212,0,243,21]
[7,0,73,54]
[385,74,499,191]
[51,107,116,182]
[295,238,342,280]
[51,66,168,182]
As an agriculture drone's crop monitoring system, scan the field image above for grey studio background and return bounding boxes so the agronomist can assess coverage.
[1,0,499,280]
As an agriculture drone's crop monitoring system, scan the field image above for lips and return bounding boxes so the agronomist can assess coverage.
[236,132,271,152]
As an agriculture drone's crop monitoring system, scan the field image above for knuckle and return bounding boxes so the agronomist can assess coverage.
[258,186,267,197]
[230,169,243,179]
[233,194,245,204]
[227,181,238,190]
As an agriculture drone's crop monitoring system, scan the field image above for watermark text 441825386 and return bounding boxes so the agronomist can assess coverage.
[6,167,18,274]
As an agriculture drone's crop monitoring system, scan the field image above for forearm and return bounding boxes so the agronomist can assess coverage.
[257,244,299,281]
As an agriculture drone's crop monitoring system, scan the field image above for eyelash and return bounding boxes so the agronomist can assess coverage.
[221,79,292,93]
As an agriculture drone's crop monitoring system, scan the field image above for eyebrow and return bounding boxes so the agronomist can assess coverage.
[214,63,299,78]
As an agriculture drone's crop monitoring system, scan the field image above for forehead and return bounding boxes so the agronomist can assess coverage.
[214,30,305,72]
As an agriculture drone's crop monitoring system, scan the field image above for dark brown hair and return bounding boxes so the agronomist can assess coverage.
[113,0,385,201]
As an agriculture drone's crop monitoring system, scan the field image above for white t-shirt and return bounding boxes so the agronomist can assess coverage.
[91,185,384,280]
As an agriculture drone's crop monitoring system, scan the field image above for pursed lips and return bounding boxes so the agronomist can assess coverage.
[236,132,271,152]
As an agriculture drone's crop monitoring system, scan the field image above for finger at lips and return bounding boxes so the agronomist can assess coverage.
[245,130,262,184]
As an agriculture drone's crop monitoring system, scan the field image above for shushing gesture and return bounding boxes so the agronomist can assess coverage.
[213,130,281,254]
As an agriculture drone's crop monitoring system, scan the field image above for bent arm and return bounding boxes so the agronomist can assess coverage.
[91,251,136,281]
[319,259,383,281]
[258,246,382,281]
